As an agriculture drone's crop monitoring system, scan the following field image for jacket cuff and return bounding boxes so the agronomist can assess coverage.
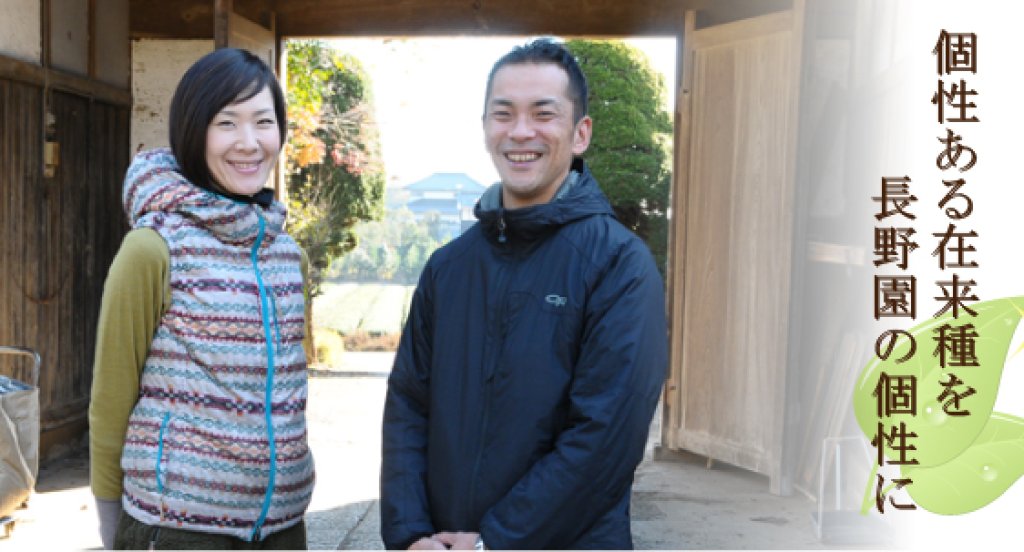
[384,523,435,550]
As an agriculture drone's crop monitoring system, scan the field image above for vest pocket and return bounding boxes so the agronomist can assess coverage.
[155,412,173,496]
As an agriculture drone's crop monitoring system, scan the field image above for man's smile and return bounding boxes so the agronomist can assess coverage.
[505,152,542,163]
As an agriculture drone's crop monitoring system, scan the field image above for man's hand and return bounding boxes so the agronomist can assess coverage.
[434,531,481,550]
[408,536,448,550]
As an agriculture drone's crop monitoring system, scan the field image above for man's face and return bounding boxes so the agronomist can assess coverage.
[483,62,591,209]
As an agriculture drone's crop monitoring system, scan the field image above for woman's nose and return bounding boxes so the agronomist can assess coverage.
[235,124,259,150]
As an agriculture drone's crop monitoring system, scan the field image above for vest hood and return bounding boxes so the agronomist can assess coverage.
[123,148,287,248]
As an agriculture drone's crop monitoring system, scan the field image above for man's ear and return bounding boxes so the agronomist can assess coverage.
[572,116,593,155]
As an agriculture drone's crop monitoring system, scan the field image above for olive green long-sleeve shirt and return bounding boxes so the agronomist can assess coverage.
[88,228,311,500]
[89,228,168,500]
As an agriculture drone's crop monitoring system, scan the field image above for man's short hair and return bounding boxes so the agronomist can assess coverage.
[484,38,589,124]
[168,47,287,195]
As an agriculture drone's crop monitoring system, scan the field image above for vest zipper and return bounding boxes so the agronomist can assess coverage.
[251,213,277,541]
[155,412,171,496]
[154,411,171,540]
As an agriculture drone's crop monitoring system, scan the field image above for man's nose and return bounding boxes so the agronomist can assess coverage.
[509,116,535,140]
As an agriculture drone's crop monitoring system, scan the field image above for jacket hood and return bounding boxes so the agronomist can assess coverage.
[473,158,614,245]
[123,148,287,248]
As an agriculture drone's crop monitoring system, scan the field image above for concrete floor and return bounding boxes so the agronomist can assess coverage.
[1,352,896,549]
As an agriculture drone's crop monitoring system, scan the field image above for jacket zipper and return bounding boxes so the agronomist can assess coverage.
[466,388,492,524]
[497,208,507,244]
[466,262,511,522]
[251,213,277,541]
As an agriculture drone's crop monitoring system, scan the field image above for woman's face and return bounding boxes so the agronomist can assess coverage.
[205,86,281,196]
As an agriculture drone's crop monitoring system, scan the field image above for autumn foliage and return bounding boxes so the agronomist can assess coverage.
[285,40,385,298]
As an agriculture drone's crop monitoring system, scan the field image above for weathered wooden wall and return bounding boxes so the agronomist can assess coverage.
[0,78,128,440]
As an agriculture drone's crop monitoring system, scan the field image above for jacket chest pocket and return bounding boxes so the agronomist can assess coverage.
[498,291,583,382]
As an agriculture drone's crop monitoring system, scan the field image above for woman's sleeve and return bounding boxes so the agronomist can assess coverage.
[88,228,169,500]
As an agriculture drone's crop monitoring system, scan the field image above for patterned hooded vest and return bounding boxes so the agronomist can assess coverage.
[119,149,314,541]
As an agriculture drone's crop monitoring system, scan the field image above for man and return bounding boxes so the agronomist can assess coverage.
[381,38,667,550]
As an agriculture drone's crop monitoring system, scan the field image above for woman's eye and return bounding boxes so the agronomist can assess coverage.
[216,120,234,128]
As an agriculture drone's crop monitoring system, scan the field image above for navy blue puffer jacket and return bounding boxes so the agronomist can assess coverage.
[381,160,667,550]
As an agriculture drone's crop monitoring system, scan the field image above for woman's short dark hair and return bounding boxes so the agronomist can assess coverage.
[168,47,286,194]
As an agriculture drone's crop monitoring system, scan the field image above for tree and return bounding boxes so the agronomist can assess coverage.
[332,208,441,284]
[566,39,673,275]
[286,40,386,298]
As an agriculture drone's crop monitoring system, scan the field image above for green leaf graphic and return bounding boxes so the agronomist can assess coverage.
[853,297,1024,467]
[902,412,1024,514]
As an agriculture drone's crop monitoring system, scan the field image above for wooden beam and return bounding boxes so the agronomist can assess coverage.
[130,0,272,39]
[131,0,796,38]
[272,0,694,37]
[215,0,232,48]
[0,55,132,106]
[131,0,723,38]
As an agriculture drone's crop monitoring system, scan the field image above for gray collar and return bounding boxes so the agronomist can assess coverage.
[481,169,581,211]
[551,169,580,202]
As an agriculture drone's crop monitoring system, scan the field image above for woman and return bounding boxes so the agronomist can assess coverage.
[89,48,314,549]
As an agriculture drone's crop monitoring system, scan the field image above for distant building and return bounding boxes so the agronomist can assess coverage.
[400,172,488,239]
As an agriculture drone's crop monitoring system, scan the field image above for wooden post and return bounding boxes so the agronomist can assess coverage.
[773,0,808,498]
[661,9,697,456]
[88,0,96,78]
[275,12,289,203]
[41,0,51,68]
[215,0,232,49]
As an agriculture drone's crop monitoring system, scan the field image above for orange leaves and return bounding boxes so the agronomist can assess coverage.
[287,105,326,170]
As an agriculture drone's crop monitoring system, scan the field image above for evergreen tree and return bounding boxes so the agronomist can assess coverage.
[567,39,673,275]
